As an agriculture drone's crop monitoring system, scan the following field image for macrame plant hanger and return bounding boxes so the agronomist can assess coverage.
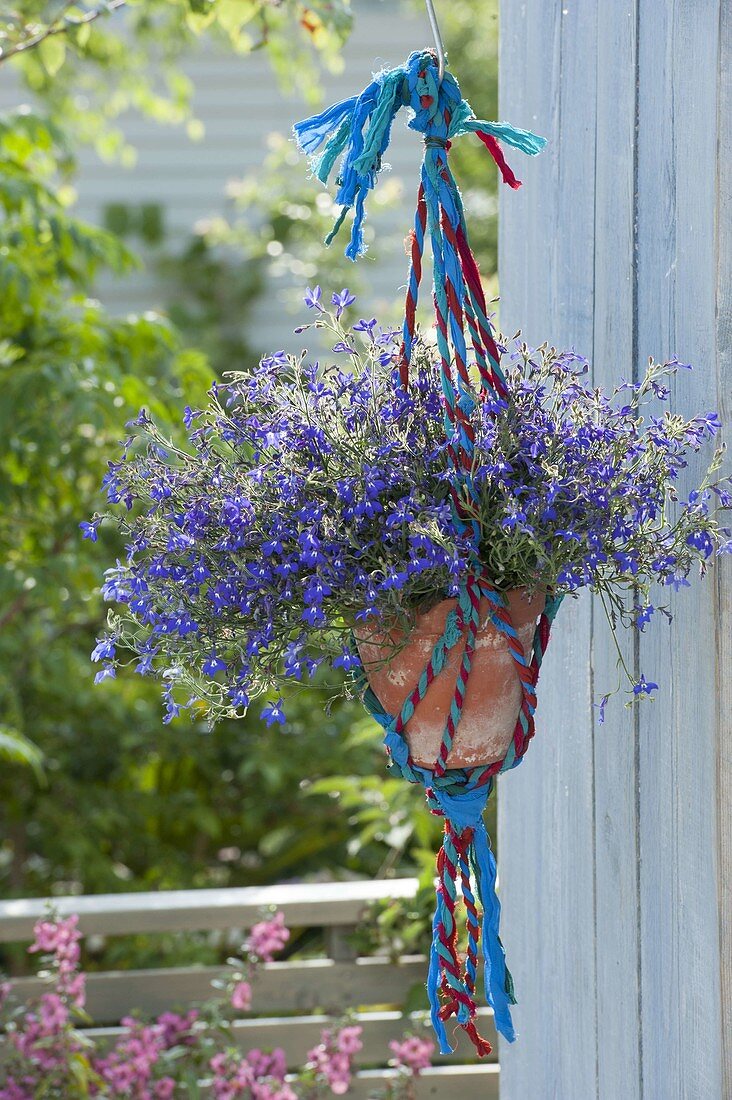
[294,4,563,1058]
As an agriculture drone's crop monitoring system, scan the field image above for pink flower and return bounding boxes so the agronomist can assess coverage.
[246,1048,287,1081]
[251,1085,297,1100]
[58,970,86,1009]
[210,1053,230,1074]
[389,1034,435,1075]
[0,1076,34,1100]
[307,1030,356,1096]
[157,1009,199,1048]
[29,914,81,969]
[335,1024,363,1055]
[230,981,252,1012]
[38,993,69,1032]
[95,1017,167,1093]
[209,1052,254,1099]
[246,911,289,962]
[154,1077,176,1098]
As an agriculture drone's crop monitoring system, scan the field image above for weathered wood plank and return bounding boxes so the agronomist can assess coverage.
[0,878,417,943]
[717,5,732,1095]
[498,2,599,1096]
[4,1010,497,1070]
[7,956,430,1023]
[325,923,358,962]
[591,5,642,1097]
[350,1064,500,1100]
[635,2,725,1097]
[499,0,730,1096]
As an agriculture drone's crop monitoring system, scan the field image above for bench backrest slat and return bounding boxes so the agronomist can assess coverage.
[8,956,429,1022]
[0,879,418,943]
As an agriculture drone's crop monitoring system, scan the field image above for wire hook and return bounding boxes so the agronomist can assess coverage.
[424,0,446,83]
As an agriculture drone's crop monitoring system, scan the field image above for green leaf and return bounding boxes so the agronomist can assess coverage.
[37,36,67,77]
[0,725,46,783]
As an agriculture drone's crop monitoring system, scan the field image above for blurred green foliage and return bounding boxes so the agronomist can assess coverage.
[1,1,352,155]
[155,132,366,370]
[0,0,499,972]
[0,0,429,930]
[156,0,500,377]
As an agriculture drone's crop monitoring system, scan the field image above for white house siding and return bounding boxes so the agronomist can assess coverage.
[1,0,434,353]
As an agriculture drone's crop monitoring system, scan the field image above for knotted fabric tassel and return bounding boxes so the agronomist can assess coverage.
[292,95,358,155]
[293,67,407,259]
[364,684,515,1056]
[294,51,545,262]
[425,779,516,1053]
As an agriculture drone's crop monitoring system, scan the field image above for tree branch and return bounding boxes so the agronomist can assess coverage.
[0,0,127,64]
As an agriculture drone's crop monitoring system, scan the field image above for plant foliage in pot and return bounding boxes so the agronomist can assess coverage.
[89,52,731,1055]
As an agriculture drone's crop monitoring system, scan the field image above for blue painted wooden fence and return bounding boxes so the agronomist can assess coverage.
[498,3,731,1097]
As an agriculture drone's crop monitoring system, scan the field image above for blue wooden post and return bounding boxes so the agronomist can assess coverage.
[498,3,731,1097]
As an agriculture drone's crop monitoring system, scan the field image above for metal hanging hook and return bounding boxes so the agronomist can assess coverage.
[424,0,446,83]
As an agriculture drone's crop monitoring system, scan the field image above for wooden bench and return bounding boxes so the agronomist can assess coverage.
[0,879,499,1098]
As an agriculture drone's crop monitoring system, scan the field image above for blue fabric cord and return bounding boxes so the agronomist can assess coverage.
[297,52,551,1055]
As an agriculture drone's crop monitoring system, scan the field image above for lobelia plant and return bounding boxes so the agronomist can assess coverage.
[88,49,731,1059]
[88,291,730,725]
[0,910,432,1099]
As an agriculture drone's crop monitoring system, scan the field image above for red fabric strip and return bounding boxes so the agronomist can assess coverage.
[454,224,505,390]
[475,130,523,190]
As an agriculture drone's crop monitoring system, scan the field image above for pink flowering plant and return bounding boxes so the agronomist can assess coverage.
[389,1034,435,1077]
[0,909,433,1099]
[87,290,731,722]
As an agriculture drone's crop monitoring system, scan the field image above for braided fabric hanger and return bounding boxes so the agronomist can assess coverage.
[295,49,562,1057]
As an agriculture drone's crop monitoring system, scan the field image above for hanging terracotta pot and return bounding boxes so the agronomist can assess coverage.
[355,587,545,769]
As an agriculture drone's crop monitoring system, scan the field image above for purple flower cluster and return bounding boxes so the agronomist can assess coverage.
[88,292,730,722]
[468,346,729,609]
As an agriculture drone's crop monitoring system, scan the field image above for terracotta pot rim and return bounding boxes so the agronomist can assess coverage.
[354,584,546,643]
